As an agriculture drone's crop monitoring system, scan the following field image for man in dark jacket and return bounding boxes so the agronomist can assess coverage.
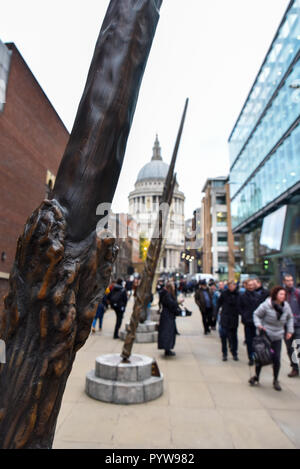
[194,280,214,335]
[217,281,240,361]
[107,278,128,339]
[255,278,269,304]
[283,274,300,377]
[239,278,260,366]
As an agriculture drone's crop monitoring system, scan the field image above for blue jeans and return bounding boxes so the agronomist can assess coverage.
[92,303,105,329]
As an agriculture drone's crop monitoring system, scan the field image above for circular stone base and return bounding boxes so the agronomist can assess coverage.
[86,353,163,404]
[149,307,160,322]
[119,330,158,343]
[119,321,158,343]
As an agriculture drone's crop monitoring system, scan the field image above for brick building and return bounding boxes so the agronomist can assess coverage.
[0,41,69,302]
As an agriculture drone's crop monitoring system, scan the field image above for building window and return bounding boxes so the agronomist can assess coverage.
[217,232,228,246]
[212,180,225,188]
[216,195,226,205]
[216,212,227,226]
[46,170,56,198]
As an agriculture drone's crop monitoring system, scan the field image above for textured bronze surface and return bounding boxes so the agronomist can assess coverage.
[0,0,162,449]
[121,99,189,362]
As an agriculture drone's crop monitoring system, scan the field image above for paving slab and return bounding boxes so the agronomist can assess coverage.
[168,380,215,409]
[170,409,234,449]
[219,409,295,449]
[270,410,300,449]
[207,382,264,410]
[54,402,120,444]
[113,407,172,448]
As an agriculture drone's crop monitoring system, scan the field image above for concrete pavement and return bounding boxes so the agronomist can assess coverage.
[53,295,300,449]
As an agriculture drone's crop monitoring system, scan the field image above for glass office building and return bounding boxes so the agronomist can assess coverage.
[229,0,300,284]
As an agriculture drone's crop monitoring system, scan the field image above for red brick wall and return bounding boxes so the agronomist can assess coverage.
[0,43,69,281]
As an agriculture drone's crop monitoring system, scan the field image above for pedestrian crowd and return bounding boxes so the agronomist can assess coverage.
[91,272,300,393]
[193,274,299,392]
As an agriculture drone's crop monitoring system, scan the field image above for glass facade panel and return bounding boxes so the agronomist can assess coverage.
[229,2,300,167]
[230,61,300,198]
[231,123,300,229]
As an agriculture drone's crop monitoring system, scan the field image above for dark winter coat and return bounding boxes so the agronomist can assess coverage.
[285,287,300,327]
[194,287,213,313]
[239,290,260,325]
[107,284,128,312]
[158,289,179,351]
[217,289,240,329]
[255,287,269,304]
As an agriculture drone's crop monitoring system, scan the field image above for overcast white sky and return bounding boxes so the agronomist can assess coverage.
[1,0,290,218]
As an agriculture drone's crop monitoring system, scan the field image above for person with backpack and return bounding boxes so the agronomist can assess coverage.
[249,286,294,391]
[283,274,300,378]
[107,278,128,339]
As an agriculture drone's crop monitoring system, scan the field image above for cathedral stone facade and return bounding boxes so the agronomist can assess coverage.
[128,136,185,273]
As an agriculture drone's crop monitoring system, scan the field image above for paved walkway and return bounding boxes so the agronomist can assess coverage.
[53,296,300,449]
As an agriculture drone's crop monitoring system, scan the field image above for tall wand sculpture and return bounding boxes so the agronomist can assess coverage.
[121,98,189,363]
[0,0,163,449]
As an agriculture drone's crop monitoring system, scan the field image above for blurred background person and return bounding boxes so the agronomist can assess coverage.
[91,294,108,333]
[239,279,260,366]
[255,277,269,303]
[158,281,181,357]
[283,274,300,378]
[194,279,214,335]
[107,278,128,339]
[217,280,240,361]
[125,276,134,298]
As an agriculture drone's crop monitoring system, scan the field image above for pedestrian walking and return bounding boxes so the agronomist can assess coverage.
[125,277,134,298]
[239,279,260,366]
[194,280,214,335]
[283,274,300,378]
[107,278,128,339]
[210,283,219,330]
[158,281,181,357]
[217,281,240,361]
[254,277,269,303]
[249,286,294,391]
[91,295,108,333]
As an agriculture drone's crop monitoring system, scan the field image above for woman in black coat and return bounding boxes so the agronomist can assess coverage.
[217,281,240,361]
[158,282,179,356]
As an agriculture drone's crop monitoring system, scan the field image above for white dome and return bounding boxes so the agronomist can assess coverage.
[136,160,169,183]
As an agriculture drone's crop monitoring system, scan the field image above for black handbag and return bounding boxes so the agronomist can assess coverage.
[252,331,274,367]
[176,306,192,317]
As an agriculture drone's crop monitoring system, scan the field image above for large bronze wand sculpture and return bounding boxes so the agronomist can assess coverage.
[0,0,162,449]
[121,98,189,362]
